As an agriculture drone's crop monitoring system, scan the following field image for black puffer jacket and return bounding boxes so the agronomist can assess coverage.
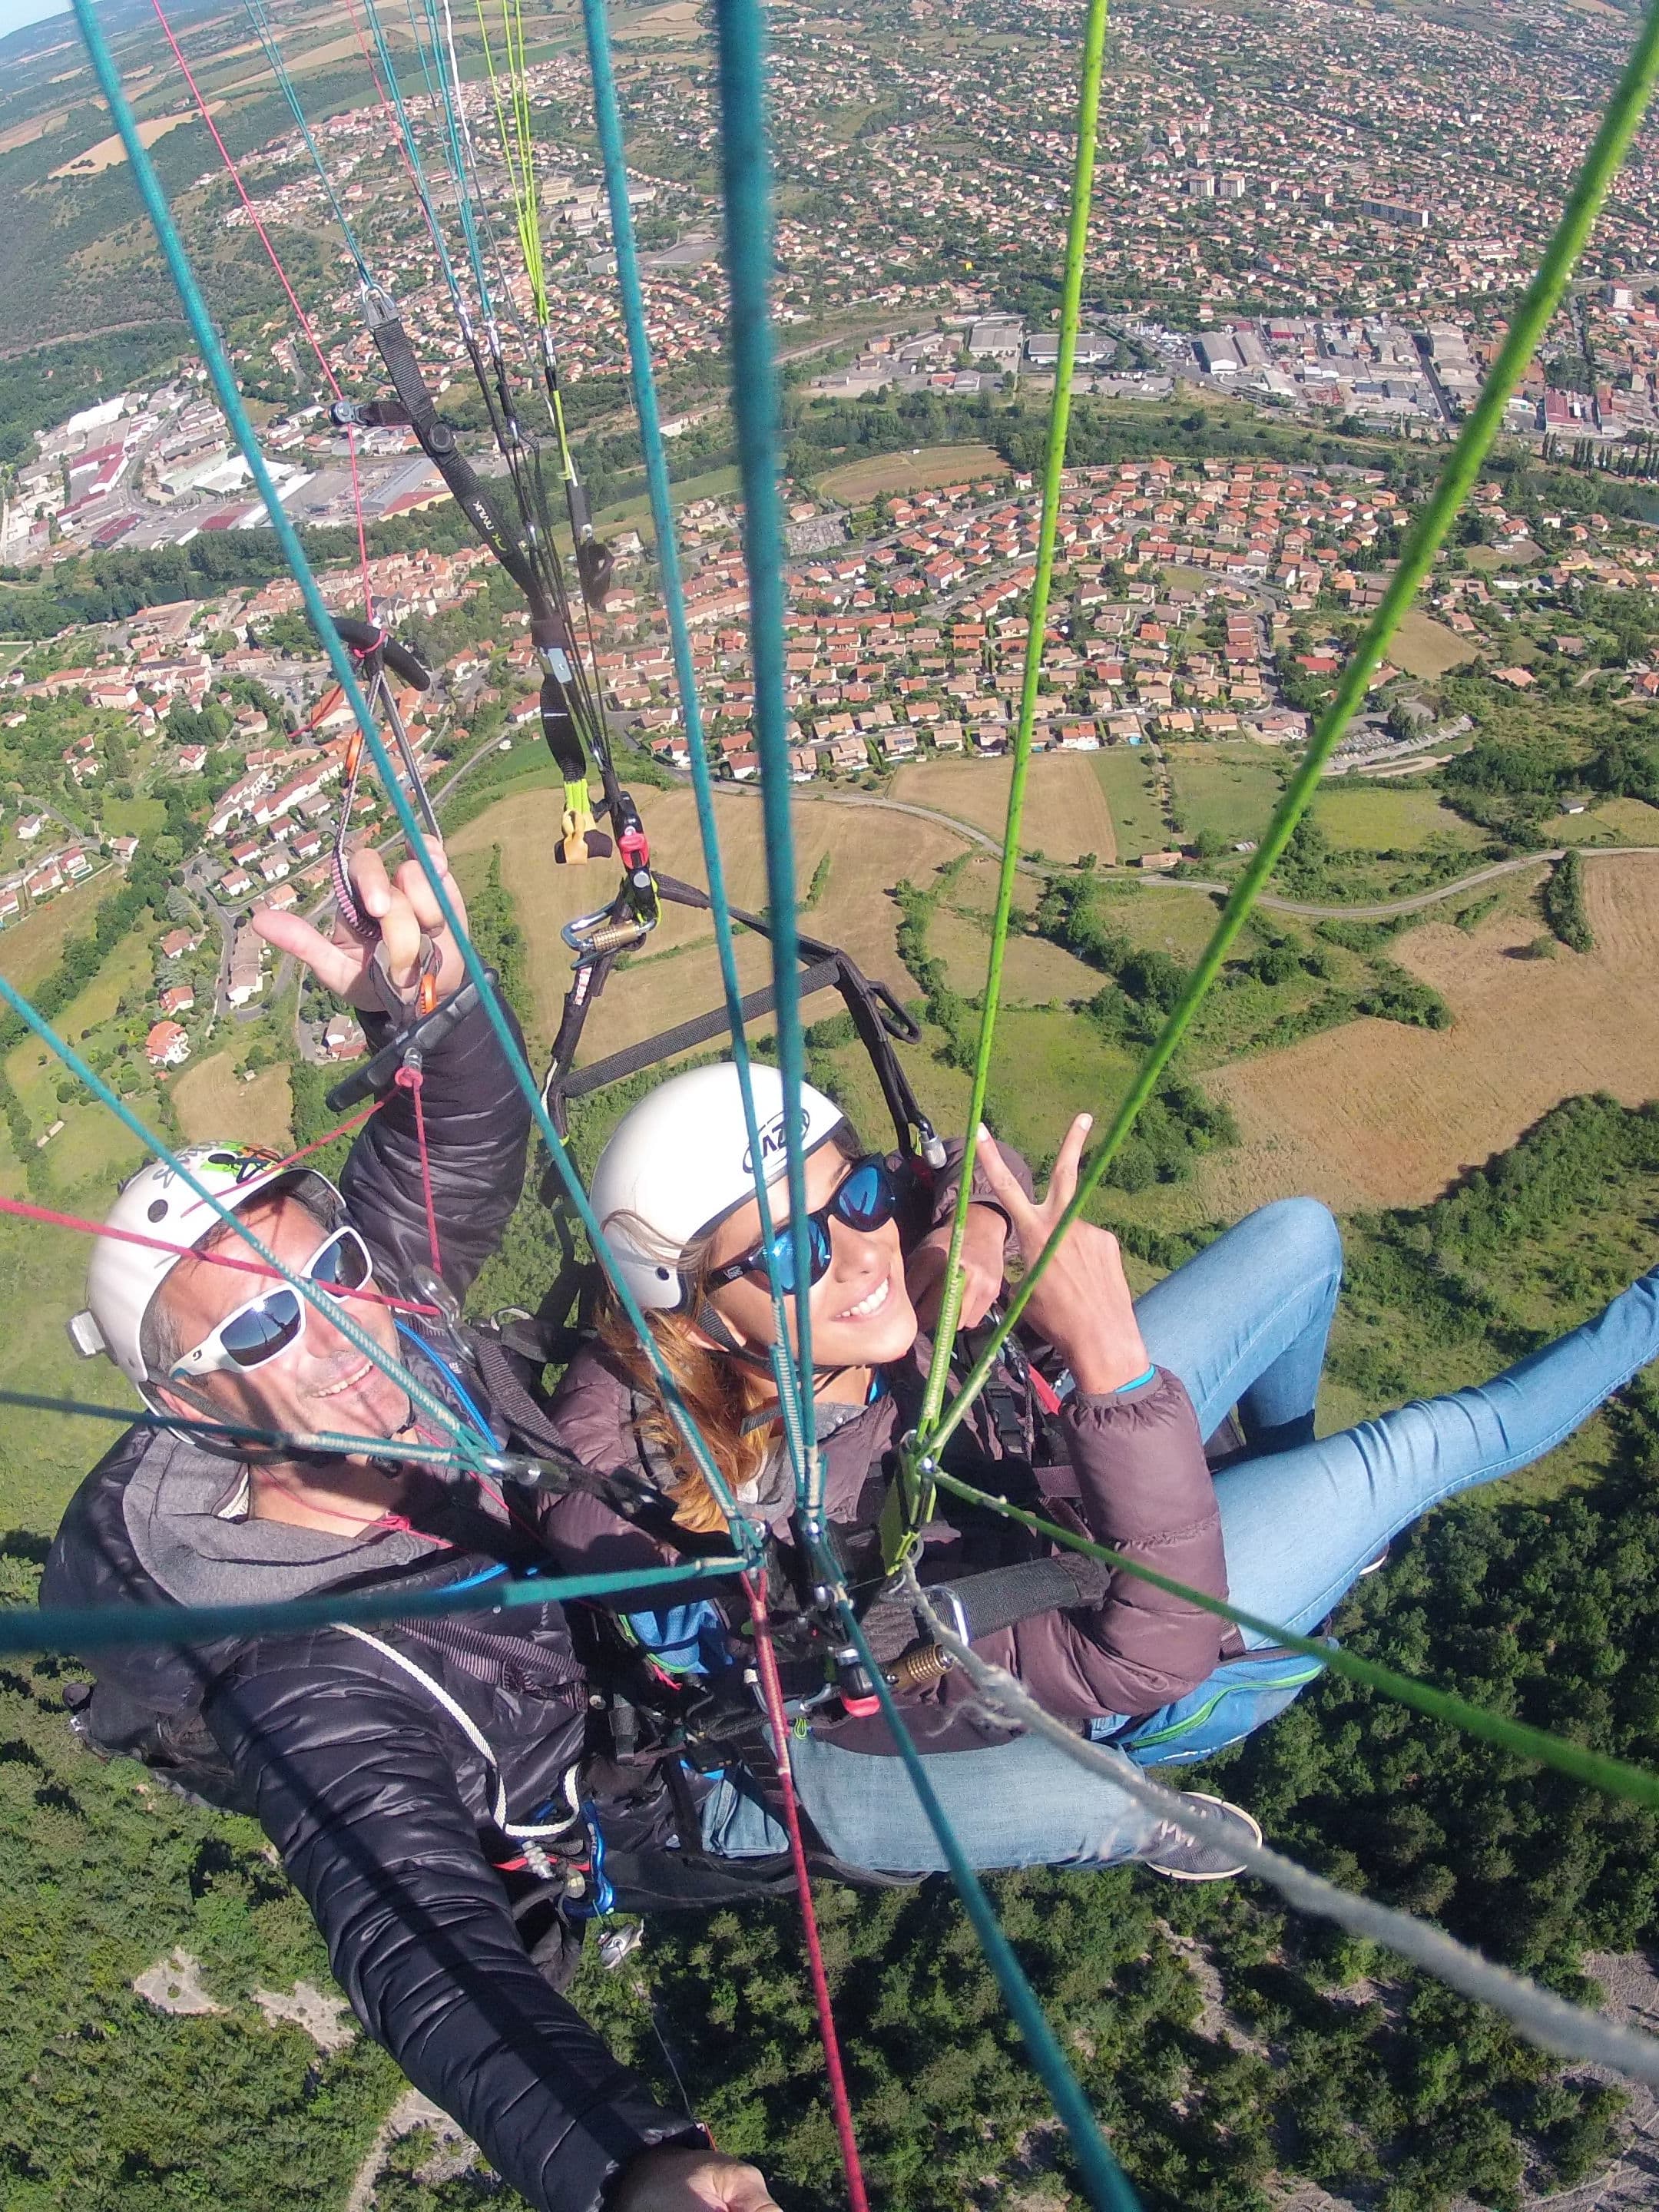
[41,1000,702,2212]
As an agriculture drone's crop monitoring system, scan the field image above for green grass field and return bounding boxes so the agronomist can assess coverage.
[0,1205,143,1533]
[1542,796,1659,846]
[1088,746,1167,859]
[594,463,742,534]
[1388,606,1480,680]
[987,1008,1141,1168]
[101,795,169,840]
[0,876,111,992]
[1313,786,1484,852]
[1164,743,1286,847]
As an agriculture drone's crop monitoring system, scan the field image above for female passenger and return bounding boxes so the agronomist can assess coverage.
[545,1063,1659,1880]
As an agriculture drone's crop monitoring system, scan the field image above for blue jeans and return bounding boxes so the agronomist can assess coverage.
[702,1199,1659,1876]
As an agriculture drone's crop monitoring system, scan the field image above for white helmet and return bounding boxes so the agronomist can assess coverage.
[69,1144,346,1389]
[588,1062,846,1311]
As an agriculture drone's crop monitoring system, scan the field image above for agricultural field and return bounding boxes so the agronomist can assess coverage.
[1187,854,1659,1218]
[174,1053,293,1151]
[1164,743,1286,848]
[1387,605,1480,679]
[448,782,969,1064]
[1312,784,1485,852]
[1088,745,1167,859]
[0,874,112,993]
[889,752,1117,863]
[49,110,200,177]
[816,442,1009,505]
[1541,795,1659,846]
[927,904,1100,1005]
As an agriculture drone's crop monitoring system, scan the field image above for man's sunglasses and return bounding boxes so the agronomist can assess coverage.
[169,1225,376,1382]
[706,1156,902,1297]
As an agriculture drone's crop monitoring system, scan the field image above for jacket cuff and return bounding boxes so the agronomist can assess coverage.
[570,2115,709,2212]
[1070,1363,1161,1408]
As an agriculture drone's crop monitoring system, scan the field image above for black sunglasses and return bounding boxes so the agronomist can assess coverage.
[706,1156,902,1296]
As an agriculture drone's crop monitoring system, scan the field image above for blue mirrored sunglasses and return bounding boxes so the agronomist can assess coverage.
[706,1156,901,1297]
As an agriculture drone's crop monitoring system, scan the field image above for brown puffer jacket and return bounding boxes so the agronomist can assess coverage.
[541,1153,1230,1748]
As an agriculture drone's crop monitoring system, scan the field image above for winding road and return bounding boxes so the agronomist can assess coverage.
[697,775,1659,922]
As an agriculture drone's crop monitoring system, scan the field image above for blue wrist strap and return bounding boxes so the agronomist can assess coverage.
[1116,1364,1157,1396]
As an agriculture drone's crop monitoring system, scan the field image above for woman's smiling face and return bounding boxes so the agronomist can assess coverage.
[700,1141,920,1369]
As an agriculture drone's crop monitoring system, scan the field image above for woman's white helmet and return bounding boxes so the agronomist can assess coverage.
[69,1144,346,1389]
[588,1063,845,1311]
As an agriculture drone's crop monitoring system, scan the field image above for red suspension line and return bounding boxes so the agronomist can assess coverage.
[0,1190,439,1318]
[743,1570,871,2212]
[150,0,375,619]
[394,1062,445,1276]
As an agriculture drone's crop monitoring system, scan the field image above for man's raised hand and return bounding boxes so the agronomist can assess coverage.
[611,2146,781,2210]
[250,841,471,1012]
[973,1113,1151,1396]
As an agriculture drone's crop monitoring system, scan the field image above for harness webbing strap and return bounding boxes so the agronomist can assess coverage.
[367,308,543,604]
[858,1555,1114,1666]
[558,956,844,1100]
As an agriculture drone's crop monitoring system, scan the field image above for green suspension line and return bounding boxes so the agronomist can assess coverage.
[929,1468,1659,1820]
[913,0,1112,1460]
[921,0,1659,1465]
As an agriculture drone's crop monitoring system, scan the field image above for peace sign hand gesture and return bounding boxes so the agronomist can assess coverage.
[250,842,472,1012]
[972,1113,1152,1396]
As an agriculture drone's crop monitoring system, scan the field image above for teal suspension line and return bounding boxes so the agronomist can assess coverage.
[713,0,820,1492]
[358,0,469,317]
[409,0,496,324]
[69,0,760,1552]
[578,0,808,1453]
[243,0,375,285]
[830,1578,1142,2212]
[8,1557,743,1660]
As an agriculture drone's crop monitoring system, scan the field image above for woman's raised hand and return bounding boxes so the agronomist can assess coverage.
[250,840,471,1010]
[973,1114,1152,1396]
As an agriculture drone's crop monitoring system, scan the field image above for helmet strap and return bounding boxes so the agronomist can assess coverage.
[691,1301,858,1416]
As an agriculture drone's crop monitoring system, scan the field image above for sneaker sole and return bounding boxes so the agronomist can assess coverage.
[1149,1791,1264,1882]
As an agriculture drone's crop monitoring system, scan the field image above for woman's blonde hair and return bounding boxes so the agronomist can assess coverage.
[596,1124,862,1535]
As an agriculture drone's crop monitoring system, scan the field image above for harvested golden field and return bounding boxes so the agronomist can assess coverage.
[817,444,1008,505]
[889,754,1118,865]
[614,0,703,36]
[1189,854,1659,1217]
[449,785,967,1064]
[51,111,204,177]
[174,1055,293,1152]
[1387,607,1479,680]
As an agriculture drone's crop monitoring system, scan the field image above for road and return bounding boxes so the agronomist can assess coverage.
[696,776,1659,921]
